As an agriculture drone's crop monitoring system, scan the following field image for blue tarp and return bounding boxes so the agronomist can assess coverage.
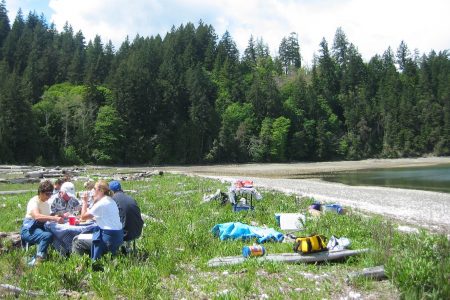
[211,222,284,243]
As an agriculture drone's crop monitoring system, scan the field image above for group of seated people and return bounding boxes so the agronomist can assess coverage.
[20,178,144,265]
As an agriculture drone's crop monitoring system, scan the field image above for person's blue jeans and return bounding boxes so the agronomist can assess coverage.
[20,225,53,258]
[91,229,123,260]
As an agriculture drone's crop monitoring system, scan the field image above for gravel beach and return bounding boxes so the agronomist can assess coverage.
[163,157,450,233]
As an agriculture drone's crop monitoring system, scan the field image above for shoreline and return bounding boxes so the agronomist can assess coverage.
[161,157,450,234]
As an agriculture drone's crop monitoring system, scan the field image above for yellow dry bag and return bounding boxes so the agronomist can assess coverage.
[293,234,327,254]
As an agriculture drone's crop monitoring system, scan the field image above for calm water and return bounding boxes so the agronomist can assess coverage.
[322,164,450,193]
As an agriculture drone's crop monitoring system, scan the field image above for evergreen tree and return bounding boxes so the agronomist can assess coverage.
[213,31,243,115]
[2,9,24,72]
[84,35,107,84]
[0,0,10,53]
[112,35,162,163]
[332,27,348,68]
[278,32,301,74]
[22,13,56,103]
[396,40,410,72]
[0,69,37,162]
[243,35,257,67]
[67,30,85,84]
[316,38,341,120]
[185,64,218,162]
[246,62,281,120]
[194,21,216,70]
[55,22,75,82]
[378,47,401,157]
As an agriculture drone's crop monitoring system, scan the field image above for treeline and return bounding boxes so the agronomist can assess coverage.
[0,1,449,165]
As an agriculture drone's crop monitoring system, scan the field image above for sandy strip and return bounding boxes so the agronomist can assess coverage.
[161,157,450,178]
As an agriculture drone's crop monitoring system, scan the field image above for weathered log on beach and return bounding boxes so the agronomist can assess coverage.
[25,170,45,178]
[0,190,34,195]
[7,178,40,184]
[26,169,64,178]
[25,168,84,179]
[347,265,387,281]
[110,170,164,181]
[0,165,34,171]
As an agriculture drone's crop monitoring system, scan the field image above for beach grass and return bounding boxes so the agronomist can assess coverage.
[0,173,448,299]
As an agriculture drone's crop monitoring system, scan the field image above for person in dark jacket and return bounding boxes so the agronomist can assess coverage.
[108,180,144,242]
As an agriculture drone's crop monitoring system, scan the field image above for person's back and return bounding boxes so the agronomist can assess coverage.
[112,189,143,241]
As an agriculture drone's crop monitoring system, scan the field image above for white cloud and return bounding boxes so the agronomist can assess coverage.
[10,0,450,65]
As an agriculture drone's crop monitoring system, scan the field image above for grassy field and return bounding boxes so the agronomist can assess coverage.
[0,173,449,299]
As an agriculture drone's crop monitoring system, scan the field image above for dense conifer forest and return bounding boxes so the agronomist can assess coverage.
[0,1,449,165]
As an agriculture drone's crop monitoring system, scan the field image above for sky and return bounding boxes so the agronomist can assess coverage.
[5,0,450,66]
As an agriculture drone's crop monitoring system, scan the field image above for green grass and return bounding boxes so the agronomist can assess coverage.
[0,173,448,299]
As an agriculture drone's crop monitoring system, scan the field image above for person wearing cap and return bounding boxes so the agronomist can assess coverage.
[72,180,143,255]
[78,180,123,260]
[21,180,65,265]
[48,182,81,216]
[109,180,144,243]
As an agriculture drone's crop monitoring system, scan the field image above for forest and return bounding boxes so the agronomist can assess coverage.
[0,0,449,165]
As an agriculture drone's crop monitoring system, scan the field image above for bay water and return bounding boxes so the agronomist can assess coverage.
[322,163,450,193]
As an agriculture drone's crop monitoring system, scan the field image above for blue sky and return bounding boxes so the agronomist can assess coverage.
[5,0,450,65]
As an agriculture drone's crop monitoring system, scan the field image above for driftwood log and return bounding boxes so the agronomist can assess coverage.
[0,232,22,251]
[0,190,34,195]
[25,168,84,179]
[347,265,387,281]
[208,248,369,267]
[4,178,40,184]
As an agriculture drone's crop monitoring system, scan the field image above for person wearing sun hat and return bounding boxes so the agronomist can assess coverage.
[21,180,65,265]
[48,181,81,216]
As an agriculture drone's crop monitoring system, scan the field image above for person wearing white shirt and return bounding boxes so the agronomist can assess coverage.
[79,180,123,260]
[21,180,64,265]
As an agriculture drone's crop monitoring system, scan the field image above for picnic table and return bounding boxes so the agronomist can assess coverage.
[45,221,98,255]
